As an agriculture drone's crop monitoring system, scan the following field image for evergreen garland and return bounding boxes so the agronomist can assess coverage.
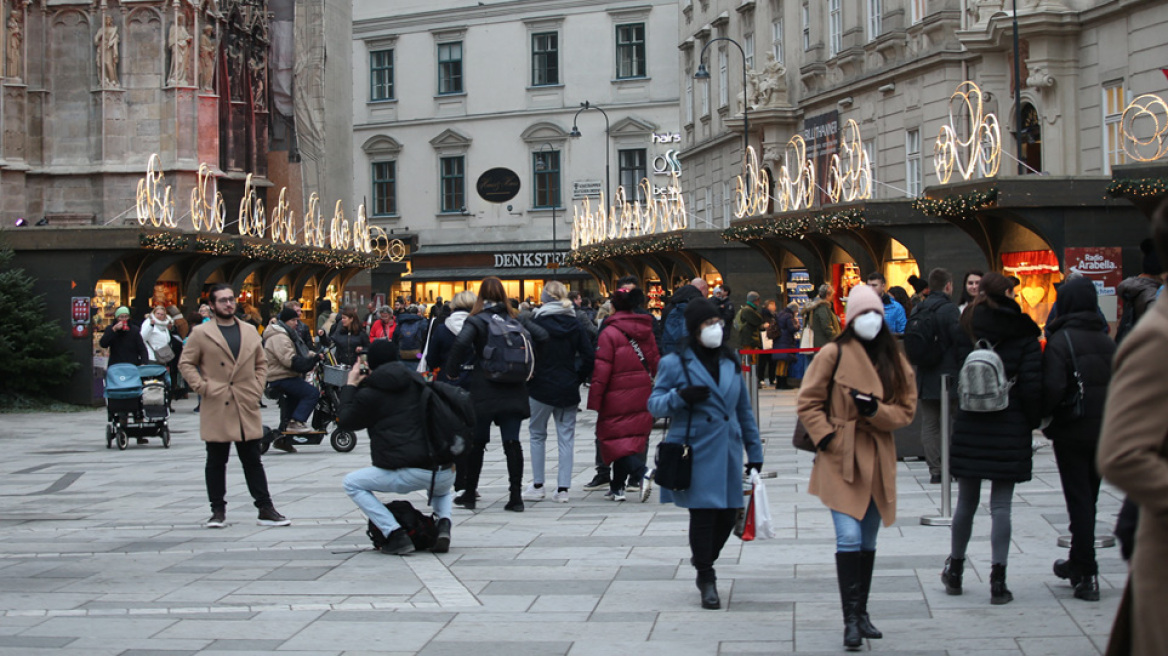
[1106,178,1168,200]
[911,187,999,219]
[567,235,684,266]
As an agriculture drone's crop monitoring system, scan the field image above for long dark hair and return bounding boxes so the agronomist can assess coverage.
[960,271,1014,339]
[471,277,517,318]
[339,306,362,335]
[958,269,985,306]
[834,322,911,404]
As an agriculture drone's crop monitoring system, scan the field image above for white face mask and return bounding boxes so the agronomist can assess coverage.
[700,323,724,349]
[852,312,884,341]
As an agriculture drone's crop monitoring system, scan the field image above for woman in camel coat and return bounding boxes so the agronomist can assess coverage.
[797,284,916,651]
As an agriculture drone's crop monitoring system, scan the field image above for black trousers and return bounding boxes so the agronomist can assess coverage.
[611,453,647,491]
[205,440,272,513]
[1053,440,1102,575]
[757,357,776,384]
[689,508,739,573]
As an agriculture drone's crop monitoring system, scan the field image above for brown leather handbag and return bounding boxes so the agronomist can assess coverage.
[792,348,839,452]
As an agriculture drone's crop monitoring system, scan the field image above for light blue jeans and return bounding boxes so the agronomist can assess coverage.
[343,466,454,537]
[528,398,577,490]
[831,498,882,552]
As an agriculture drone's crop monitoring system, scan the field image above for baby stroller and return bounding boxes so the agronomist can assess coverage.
[104,363,172,450]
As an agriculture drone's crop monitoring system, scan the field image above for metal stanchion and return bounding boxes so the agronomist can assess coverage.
[743,353,760,421]
[1058,535,1116,549]
[921,375,953,526]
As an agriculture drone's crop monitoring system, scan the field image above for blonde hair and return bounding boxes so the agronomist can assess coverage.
[595,300,614,325]
[543,280,568,301]
[451,290,477,311]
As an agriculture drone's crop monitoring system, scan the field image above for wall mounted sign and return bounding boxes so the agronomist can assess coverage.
[71,297,91,339]
[802,111,839,207]
[476,168,521,203]
[573,180,603,200]
[493,252,570,268]
[652,149,682,176]
[934,81,1002,184]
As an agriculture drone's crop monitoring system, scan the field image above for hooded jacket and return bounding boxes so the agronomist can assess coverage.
[588,311,660,463]
[803,297,840,348]
[950,298,1043,482]
[263,321,309,382]
[427,310,472,384]
[910,290,963,400]
[658,284,705,355]
[446,304,549,422]
[1116,275,1161,342]
[529,301,596,407]
[393,312,429,352]
[337,361,433,470]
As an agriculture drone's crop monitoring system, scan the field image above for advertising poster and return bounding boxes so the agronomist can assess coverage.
[802,110,840,207]
[71,296,91,338]
[1064,247,1123,321]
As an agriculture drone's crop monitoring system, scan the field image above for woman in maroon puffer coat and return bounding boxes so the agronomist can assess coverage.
[588,288,661,501]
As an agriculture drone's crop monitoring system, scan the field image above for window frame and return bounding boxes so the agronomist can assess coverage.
[718,47,729,108]
[744,32,755,71]
[615,23,647,79]
[868,0,882,42]
[828,0,842,57]
[370,49,394,102]
[371,161,397,217]
[801,3,811,51]
[772,17,784,64]
[439,155,466,213]
[618,148,648,203]
[437,41,463,95]
[531,31,559,87]
[1102,82,1127,174]
[532,150,562,209]
[905,129,922,198]
[911,0,926,24]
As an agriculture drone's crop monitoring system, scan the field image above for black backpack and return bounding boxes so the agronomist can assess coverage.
[366,500,438,551]
[476,313,534,383]
[418,378,474,466]
[903,301,944,368]
[396,318,425,351]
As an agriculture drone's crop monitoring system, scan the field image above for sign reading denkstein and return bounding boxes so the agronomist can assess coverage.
[494,251,569,268]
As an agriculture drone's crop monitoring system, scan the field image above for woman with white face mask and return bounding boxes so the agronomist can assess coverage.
[796,284,917,651]
[647,298,764,611]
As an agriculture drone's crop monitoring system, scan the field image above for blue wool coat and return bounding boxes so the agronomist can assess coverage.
[648,350,764,509]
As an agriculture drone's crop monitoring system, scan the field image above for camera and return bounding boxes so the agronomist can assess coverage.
[360,365,371,376]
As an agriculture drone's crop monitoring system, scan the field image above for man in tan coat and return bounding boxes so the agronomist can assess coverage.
[178,283,290,529]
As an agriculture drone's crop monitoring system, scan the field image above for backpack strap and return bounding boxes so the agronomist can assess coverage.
[612,326,650,374]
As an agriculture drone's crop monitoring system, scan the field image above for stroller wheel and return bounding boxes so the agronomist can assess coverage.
[115,430,129,451]
[331,429,357,453]
[160,427,171,449]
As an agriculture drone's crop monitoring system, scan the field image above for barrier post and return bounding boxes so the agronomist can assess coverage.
[921,374,953,526]
[741,352,759,421]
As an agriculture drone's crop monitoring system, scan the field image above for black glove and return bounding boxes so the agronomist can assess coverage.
[817,432,836,452]
[850,389,878,417]
[678,385,711,405]
[745,462,763,475]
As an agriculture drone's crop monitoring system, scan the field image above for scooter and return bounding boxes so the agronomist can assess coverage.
[260,375,357,454]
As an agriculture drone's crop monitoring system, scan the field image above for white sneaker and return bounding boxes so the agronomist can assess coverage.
[552,490,570,503]
[610,488,626,502]
[639,474,653,503]
[521,484,545,502]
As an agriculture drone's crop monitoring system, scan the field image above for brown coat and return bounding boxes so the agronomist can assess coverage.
[1097,297,1168,656]
[797,340,916,525]
[177,319,267,443]
[262,321,300,382]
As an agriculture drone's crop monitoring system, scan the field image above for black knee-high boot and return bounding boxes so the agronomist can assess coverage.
[503,440,524,512]
[856,550,882,639]
[835,552,864,651]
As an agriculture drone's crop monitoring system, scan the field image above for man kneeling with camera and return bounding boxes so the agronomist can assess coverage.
[338,341,453,555]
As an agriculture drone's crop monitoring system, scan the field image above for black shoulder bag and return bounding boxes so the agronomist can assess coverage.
[1061,331,1085,419]
[655,351,697,491]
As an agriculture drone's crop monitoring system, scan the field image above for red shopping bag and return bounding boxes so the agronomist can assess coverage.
[741,492,756,542]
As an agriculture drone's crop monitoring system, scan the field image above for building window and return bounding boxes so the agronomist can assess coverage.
[722,181,731,228]
[905,129,921,198]
[372,162,397,216]
[437,41,463,95]
[868,0,882,41]
[370,49,394,101]
[440,156,465,212]
[532,32,559,86]
[616,23,646,79]
[744,33,755,71]
[619,149,647,202]
[685,75,694,124]
[533,150,561,208]
[911,0,926,24]
[1103,82,1127,173]
[772,17,784,63]
[701,60,710,116]
[718,47,729,107]
[802,3,810,51]
[828,0,842,56]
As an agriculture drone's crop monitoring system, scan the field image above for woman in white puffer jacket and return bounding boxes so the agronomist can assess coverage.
[140,305,175,363]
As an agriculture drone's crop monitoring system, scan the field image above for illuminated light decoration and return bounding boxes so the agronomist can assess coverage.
[387,238,408,262]
[566,235,684,267]
[734,146,772,218]
[236,174,267,238]
[934,81,1001,184]
[1119,94,1168,162]
[329,200,351,250]
[775,136,816,212]
[1106,177,1168,200]
[570,177,687,250]
[912,186,999,219]
[269,188,297,244]
[189,164,226,233]
[352,203,372,253]
[826,120,873,204]
[136,154,177,228]
[304,193,326,248]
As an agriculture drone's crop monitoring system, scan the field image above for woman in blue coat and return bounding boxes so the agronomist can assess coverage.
[648,299,764,611]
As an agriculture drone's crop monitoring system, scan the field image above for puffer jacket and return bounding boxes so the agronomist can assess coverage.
[263,321,307,382]
[446,304,548,422]
[950,299,1043,482]
[1041,310,1115,448]
[100,322,149,366]
[911,291,963,400]
[324,328,369,367]
[588,311,660,463]
[140,315,175,362]
[529,301,595,408]
[427,310,472,385]
[337,361,434,470]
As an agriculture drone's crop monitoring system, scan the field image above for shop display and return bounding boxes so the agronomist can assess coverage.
[646,281,665,312]
[832,263,862,321]
[1002,250,1062,328]
[785,268,813,310]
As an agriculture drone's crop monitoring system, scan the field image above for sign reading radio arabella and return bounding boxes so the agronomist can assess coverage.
[494,252,570,269]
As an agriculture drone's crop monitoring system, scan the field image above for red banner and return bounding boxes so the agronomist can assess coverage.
[71,297,91,339]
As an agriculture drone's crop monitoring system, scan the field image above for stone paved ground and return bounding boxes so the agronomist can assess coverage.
[0,387,1124,655]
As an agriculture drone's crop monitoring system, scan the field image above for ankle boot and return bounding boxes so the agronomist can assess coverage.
[941,556,964,595]
[1074,574,1100,601]
[856,550,882,639]
[696,569,720,610]
[990,563,1013,605]
[458,443,485,510]
[503,441,525,512]
[835,552,864,651]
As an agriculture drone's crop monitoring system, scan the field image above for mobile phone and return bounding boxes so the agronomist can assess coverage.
[853,392,873,403]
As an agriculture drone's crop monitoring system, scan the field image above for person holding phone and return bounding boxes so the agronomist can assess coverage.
[100,306,149,366]
[797,284,917,651]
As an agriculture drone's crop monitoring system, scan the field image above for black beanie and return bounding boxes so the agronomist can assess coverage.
[611,288,644,312]
[278,308,298,322]
[1055,277,1098,317]
[684,298,721,336]
[367,340,399,370]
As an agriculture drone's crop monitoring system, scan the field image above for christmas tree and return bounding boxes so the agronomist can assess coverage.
[0,238,78,402]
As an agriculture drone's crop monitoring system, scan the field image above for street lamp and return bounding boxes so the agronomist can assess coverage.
[536,142,560,278]
[695,37,750,161]
[1011,0,1024,175]
[569,100,611,205]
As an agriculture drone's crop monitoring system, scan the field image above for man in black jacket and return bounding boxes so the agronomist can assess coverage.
[909,268,962,484]
[338,341,453,555]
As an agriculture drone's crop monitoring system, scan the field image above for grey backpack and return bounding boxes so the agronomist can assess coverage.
[958,339,1013,412]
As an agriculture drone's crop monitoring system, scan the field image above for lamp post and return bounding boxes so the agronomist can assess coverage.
[569,100,611,205]
[695,37,750,161]
[1012,0,1023,175]
[536,142,560,278]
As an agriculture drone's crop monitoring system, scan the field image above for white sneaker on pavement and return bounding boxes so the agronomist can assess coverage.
[521,484,545,502]
[553,490,569,503]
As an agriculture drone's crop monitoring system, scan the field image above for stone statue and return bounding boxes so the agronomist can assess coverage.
[6,13,22,79]
[753,53,787,108]
[198,24,216,91]
[95,15,120,87]
[167,13,192,85]
[227,39,244,100]
[248,51,266,110]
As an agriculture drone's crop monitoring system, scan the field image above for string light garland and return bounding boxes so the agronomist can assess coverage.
[566,235,684,266]
[1106,178,1168,200]
[139,232,190,250]
[138,232,379,269]
[722,216,814,242]
[911,187,999,219]
[194,236,236,255]
[815,208,866,233]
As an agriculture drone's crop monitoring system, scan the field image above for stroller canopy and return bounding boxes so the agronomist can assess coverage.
[105,363,144,399]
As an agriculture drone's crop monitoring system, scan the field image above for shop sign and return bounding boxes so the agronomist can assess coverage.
[652,150,682,177]
[494,252,570,269]
[1065,247,1122,321]
[802,110,839,207]
[573,180,603,200]
[651,132,681,143]
[71,297,91,339]
[476,168,521,203]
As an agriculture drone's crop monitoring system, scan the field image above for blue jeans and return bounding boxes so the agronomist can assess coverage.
[528,398,577,490]
[831,499,882,552]
[269,377,319,423]
[343,466,454,537]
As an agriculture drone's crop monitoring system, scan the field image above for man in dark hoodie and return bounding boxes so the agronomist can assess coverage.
[1115,238,1163,344]
[339,341,453,555]
[393,305,429,362]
